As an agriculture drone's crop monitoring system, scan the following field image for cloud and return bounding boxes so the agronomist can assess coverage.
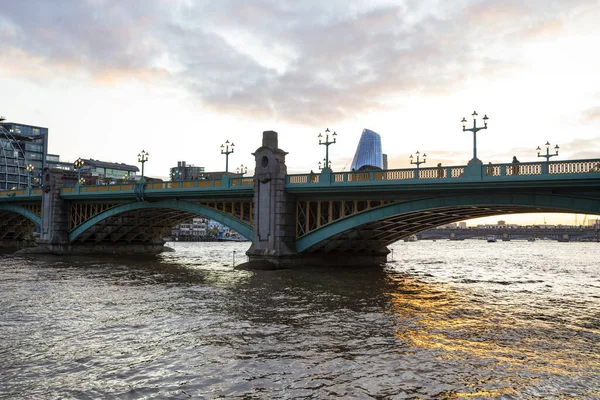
[581,107,600,123]
[1,0,598,125]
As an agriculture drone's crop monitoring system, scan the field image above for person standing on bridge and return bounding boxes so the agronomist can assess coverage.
[437,163,444,178]
[512,156,520,175]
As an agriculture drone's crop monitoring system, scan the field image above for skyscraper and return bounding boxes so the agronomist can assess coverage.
[350,128,384,171]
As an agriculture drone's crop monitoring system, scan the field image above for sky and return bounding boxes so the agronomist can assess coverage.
[1,0,600,225]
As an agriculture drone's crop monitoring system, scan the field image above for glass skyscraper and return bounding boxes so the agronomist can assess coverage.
[350,128,384,171]
[0,121,48,190]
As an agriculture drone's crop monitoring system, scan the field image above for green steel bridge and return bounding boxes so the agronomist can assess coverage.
[2,153,600,264]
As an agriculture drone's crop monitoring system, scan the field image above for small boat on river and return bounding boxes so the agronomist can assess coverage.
[487,235,497,243]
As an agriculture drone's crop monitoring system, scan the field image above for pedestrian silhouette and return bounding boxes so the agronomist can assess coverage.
[512,156,520,175]
[486,162,494,176]
[437,163,444,178]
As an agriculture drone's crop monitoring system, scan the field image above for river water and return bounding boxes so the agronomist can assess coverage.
[1,240,599,399]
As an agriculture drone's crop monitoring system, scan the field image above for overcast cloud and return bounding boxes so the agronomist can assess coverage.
[1,0,599,125]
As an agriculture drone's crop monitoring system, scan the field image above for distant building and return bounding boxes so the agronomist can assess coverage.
[382,154,388,170]
[0,120,48,189]
[350,129,384,171]
[497,220,506,226]
[588,219,600,228]
[45,155,139,186]
[81,158,139,184]
[170,161,205,181]
[171,217,209,238]
[458,222,467,228]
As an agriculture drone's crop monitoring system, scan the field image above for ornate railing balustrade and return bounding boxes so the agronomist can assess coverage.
[286,159,600,186]
[60,176,253,195]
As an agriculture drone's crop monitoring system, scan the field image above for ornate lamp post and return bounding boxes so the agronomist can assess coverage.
[221,140,235,174]
[137,150,149,181]
[318,128,337,171]
[74,157,84,186]
[409,151,426,170]
[236,164,248,177]
[25,164,34,188]
[462,111,489,163]
[318,159,331,171]
[537,141,559,162]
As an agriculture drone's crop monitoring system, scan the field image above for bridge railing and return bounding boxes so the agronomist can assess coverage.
[286,158,600,186]
[60,176,254,195]
[0,188,43,198]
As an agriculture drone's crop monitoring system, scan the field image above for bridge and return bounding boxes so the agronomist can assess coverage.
[2,131,600,266]
[418,227,600,242]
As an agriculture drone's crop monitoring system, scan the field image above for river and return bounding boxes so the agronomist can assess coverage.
[1,240,599,399]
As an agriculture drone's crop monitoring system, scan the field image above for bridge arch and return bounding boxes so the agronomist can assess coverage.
[296,193,600,253]
[0,204,42,226]
[0,204,41,242]
[69,200,253,243]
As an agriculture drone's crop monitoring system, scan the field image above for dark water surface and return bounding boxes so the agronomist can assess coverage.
[1,241,599,399]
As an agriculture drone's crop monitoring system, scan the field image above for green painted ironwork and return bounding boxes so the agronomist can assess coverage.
[295,192,600,253]
[286,158,600,189]
[0,204,42,226]
[69,199,253,242]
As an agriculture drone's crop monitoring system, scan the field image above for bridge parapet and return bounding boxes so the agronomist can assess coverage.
[286,158,600,187]
[0,188,42,199]
[59,176,253,198]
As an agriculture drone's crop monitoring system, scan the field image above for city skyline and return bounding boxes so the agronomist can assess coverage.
[1,0,599,225]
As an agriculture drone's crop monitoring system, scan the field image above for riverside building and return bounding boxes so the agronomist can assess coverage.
[0,119,48,190]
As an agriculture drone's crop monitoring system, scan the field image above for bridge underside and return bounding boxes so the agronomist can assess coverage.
[71,208,198,245]
[67,200,253,253]
[302,204,567,253]
[0,211,37,247]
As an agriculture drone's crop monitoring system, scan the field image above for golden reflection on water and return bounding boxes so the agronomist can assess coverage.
[384,272,600,398]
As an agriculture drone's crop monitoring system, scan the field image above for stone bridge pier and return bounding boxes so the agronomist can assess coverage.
[245,131,388,268]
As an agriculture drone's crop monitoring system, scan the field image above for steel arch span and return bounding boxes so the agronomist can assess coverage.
[0,204,42,226]
[296,193,600,253]
[69,200,253,244]
[0,204,41,241]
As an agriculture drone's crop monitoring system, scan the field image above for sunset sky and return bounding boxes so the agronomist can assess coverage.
[2,0,599,225]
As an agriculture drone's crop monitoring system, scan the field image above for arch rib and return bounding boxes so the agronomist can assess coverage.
[296,193,600,253]
[69,200,253,242]
[0,204,41,226]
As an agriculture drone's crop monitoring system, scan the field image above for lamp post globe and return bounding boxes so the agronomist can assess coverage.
[25,164,35,188]
[74,157,85,186]
[537,141,559,162]
[236,164,247,177]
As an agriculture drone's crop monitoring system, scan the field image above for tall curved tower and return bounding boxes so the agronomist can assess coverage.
[350,128,383,171]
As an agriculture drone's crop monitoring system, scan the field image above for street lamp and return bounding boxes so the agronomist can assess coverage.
[462,111,489,163]
[137,150,149,181]
[220,140,235,174]
[318,128,337,171]
[409,151,427,169]
[74,157,84,186]
[78,177,86,185]
[25,164,34,188]
[536,141,559,162]
[236,164,248,177]
[318,158,331,171]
